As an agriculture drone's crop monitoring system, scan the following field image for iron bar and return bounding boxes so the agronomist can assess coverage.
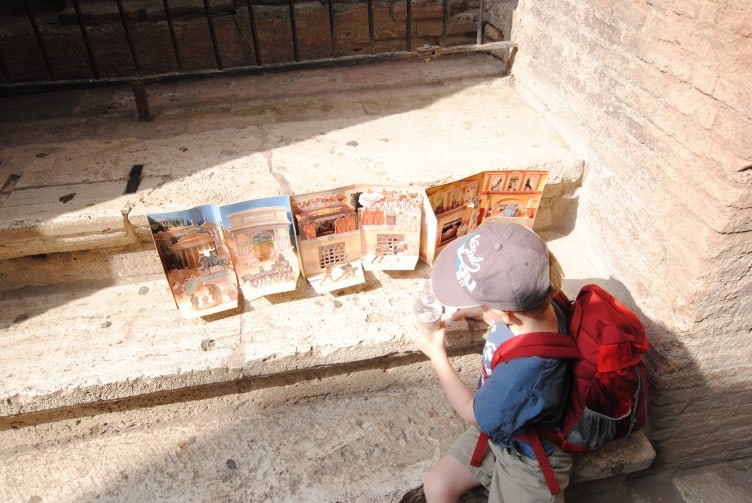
[22,0,53,79]
[406,0,412,51]
[367,0,375,55]
[1,0,516,96]
[442,0,449,45]
[416,40,516,56]
[326,0,337,58]
[477,0,483,45]
[132,82,151,122]
[288,0,300,62]
[115,0,141,74]
[203,0,223,70]
[0,54,9,82]
[245,0,262,66]
[71,0,99,79]
[162,0,183,71]
[0,41,517,95]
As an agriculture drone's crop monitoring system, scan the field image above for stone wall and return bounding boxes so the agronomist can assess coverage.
[507,0,751,468]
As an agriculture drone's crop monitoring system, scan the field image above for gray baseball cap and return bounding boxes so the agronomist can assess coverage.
[430,221,551,311]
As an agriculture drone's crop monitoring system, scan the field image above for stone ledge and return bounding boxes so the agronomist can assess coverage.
[0,54,582,261]
[0,228,597,419]
[571,430,656,483]
[0,262,486,417]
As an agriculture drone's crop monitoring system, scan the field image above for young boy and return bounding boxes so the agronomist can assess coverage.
[412,221,572,502]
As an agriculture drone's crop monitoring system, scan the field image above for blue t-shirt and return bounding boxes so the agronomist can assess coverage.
[473,302,570,459]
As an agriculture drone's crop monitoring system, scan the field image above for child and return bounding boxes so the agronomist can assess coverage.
[412,221,572,502]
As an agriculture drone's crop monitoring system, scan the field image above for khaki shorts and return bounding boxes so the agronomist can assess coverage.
[447,425,573,503]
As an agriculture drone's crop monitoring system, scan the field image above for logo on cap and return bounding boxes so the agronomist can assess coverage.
[455,234,483,293]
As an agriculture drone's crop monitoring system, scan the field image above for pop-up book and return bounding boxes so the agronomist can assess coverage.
[148,196,300,318]
[420,170,548,264]
[291,185,423,293]
[148,173,544,317]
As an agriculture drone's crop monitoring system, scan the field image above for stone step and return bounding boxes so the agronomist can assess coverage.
[0,255,477,417]
[0,229,605,412]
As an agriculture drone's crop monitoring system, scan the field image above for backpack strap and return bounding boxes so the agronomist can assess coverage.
[552,290,573,314]
[475,331,579,490]
[471,426,565,496]
[470,431,490,467]
[524,425,562,495]
[615,365,647,457]
[491,331,580,367]
[470,331,579,469]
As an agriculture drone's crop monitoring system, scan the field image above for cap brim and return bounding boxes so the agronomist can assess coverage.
[430,237,481,308]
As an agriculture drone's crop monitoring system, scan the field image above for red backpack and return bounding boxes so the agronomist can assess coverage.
[470,284,650,495]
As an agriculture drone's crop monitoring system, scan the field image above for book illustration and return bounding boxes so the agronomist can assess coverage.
[358,188,423,271]
[148,196,299,318]
[291,185,423,293]
[315,260,365,291]
[291,187,365,294]
[439,216,465,246]
[220,198,299,299]
[421,170,548,264]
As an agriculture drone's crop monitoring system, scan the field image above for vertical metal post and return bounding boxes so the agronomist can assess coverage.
[288,0,300,62]
[442,0,449,45]
[71,0,100,79]
[22,0,53,79]
[245,0,262,65]
[327,0,337,58]
[204,0,223,70]
[162,0,183,71]
[115,0,141,73]
[0,55,9,81]
[477,0,484,45]
[367,0,375,54]
[406,0,412,51]
[132,81,151,122]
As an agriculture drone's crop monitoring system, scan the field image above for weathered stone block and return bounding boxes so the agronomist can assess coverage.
[508,0,752,470]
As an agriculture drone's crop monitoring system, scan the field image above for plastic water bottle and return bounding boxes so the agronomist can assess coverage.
[414,282,444,334]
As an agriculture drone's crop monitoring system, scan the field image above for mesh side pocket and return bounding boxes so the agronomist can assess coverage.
[565,407,629,450]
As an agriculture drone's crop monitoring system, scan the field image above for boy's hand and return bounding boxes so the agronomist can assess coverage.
[411,323,448,362]
[449,306,486,322]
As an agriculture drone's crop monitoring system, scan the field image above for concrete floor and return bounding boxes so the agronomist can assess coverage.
[2,367,750,502]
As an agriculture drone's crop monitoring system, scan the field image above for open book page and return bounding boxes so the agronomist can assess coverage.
[148,196,299,318]
[219,196,300,302]
[291,185,424,292]
[291,186,365,294]
[358,187,423,271]
[421,170,549,264]
[148,204,239,318]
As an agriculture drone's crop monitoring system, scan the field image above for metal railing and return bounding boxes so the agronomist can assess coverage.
[0,0,516,116]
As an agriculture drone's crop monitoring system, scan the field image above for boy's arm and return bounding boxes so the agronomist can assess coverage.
[431,355,476,424]
[412,325,476,424]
